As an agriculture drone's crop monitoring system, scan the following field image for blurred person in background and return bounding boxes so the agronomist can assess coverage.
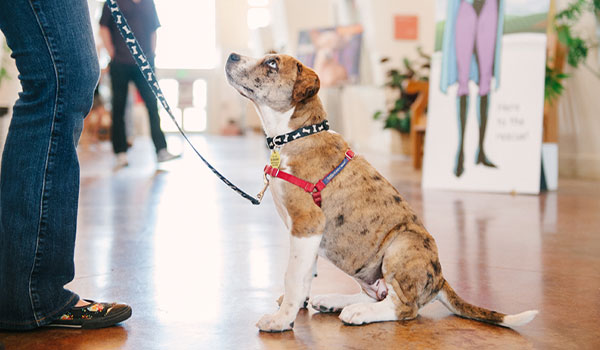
[100,0,179,168]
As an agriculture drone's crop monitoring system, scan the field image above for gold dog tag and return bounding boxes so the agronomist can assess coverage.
[270,150,281,168]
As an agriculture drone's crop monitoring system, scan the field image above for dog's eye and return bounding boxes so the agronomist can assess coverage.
[266,60,278,70]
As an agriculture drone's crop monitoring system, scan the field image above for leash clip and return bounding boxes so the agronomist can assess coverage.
[256,173,270,202]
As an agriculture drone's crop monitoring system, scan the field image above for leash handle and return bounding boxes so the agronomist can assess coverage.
[105,0,261,205]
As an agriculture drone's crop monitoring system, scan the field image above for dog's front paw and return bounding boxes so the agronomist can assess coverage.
[310,294,344,313]
[256,313,295,333]
[339,303,375,326]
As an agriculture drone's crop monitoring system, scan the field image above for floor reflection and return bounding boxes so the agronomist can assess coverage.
[2,135,594,350]
[423,190,547,310]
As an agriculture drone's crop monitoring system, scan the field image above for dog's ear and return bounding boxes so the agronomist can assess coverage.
[292,62,320,103]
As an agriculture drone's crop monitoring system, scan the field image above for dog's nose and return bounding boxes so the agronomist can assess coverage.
[228,53,241,62]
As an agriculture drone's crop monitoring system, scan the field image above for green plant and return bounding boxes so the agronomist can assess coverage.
[545,65,570,102]
[0,41,10,88]
[0,67,7,86]
[373,48,430,133]
[545,0,600,102]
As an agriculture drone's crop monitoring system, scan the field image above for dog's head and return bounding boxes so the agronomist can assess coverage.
[225,53,320,113]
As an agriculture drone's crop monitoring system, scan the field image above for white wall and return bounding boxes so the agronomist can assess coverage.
[555,2,600,180]
[257,0,435,155]
[209,0,254,133]
[356,0,435,85]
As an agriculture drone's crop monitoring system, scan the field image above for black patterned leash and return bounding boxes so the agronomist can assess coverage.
[105,0,261,205]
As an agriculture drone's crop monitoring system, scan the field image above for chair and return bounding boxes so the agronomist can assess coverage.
[406,80,429,169]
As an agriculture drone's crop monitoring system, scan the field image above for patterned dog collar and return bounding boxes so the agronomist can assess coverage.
[266,120,329,150]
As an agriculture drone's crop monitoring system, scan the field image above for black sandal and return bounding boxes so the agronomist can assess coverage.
[46,300,132,329]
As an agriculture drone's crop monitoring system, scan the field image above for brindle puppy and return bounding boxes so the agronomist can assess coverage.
[226,53,538,332]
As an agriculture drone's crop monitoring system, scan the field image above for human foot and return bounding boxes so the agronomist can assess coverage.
[47,300,132,329]
[74,299,91,307]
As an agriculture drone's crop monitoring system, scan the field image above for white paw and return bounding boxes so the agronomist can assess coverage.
[256,312,295,333]
[310,294,344,313]
[277,295,309,309]
[339,303,376,325]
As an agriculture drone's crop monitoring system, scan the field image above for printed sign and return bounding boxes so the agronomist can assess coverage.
[423,0,550,194]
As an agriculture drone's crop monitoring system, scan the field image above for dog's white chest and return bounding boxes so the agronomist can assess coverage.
[269,153,292,230]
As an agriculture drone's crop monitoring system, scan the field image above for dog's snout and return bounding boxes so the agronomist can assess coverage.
[228,53,241,62]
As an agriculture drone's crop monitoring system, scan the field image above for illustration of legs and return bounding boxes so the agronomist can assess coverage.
[454,1,477,177]
[455,95,468,177]
[474,0,499,168]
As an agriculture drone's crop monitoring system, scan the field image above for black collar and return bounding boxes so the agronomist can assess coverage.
[266,120,329,150]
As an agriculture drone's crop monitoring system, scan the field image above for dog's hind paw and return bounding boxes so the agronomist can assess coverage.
[339,299,399,325]
[311,292,374,313]
[256,313,294,333]
[339,303,375,325]
[311,295,342,313]
[277,295,309,309]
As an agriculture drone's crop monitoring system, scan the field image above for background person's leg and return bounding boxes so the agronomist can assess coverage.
[0,0,99,330]
[109,62,131,155]
[131,66,167,154]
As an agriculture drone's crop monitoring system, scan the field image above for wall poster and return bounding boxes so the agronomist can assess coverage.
[423,0,550,194]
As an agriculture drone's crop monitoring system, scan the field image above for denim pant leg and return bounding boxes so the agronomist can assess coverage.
[0,0,99,330]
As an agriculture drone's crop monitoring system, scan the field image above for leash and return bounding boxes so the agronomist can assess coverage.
[105,0,261,205]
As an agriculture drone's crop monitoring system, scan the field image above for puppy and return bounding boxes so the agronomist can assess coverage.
[225,53,538,332]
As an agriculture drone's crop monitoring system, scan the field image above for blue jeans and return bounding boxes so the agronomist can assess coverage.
[0,0,99,330]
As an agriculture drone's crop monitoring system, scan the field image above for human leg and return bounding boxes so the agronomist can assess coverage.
[109,62,131,155]
[0,0,98,330]
[131,65,167,154]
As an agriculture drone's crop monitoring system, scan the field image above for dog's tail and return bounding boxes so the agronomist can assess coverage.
[436,279,538,327]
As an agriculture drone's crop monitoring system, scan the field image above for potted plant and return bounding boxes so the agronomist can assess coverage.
[545,0,600,102]
[0,40,11,118]
[373,48,430,154]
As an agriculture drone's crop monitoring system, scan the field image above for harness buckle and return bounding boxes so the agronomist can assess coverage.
[315,180,326,191]
[312,191,322,207]
[345,150,355,160]
[256,173,270,202]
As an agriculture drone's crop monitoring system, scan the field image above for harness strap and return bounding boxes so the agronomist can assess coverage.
[264,150,355,207]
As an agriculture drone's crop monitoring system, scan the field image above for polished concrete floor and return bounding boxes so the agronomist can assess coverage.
[1,134,599,350]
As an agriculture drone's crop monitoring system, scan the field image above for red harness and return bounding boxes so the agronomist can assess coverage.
[264,150,355,207]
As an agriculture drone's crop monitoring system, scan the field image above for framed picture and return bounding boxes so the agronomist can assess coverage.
[297,24,363,87]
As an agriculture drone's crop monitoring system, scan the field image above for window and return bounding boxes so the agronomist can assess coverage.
[154,0,216,69]
[247,0,270,30]
[184,79,208,132]
[158,78,207,132]
[158,79,181,132]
